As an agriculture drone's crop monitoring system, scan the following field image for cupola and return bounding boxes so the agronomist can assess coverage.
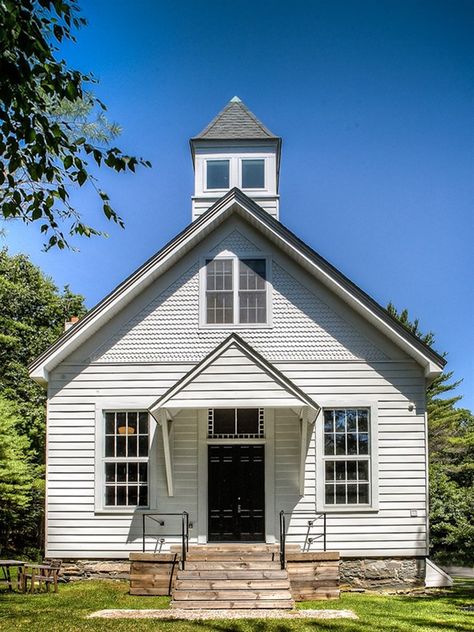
[190,97,282,220]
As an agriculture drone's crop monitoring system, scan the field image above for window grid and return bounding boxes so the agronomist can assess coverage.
[104,411,149,508]
[323,408,371,506]
[206,259,233,324]
[208,408,264,439]
[205,257,268,325]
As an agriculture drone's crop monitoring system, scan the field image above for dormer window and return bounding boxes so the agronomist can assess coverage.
[203,256,269,326]
[207,160,229,190]
[242,159,265,189]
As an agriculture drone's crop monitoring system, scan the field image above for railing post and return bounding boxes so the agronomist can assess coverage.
[142,513,146,553]
[279,510,286,570]
[181,512,188,570]
[323,513,327,552]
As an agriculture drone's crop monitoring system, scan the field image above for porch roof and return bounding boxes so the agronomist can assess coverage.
[149,334,319,416]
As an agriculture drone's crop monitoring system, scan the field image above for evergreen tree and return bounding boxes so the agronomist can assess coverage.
[0,397,34,554]
[387,302,473,563]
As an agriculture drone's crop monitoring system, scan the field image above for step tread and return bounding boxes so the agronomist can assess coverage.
[185,561,281,570]
[173,589,293,600]
[170,600,295,610]
[177,570,288,580]
[175,580,291,590]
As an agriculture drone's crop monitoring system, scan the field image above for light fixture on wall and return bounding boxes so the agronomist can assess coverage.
[118,424,136,435]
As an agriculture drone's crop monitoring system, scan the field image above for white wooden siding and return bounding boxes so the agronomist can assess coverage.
[46,360,426,558]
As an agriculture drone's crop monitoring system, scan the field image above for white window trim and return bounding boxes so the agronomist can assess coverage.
[315,400,379,513]
[239,157,266,191]
[202,155,270,194]
[94,403,156,514]
[199,253,273,329]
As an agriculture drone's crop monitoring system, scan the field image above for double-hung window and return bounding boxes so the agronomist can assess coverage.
[205,257,268,325]
[323,408,371,506]
[103,411,149,508]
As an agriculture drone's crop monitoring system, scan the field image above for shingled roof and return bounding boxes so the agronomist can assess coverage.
[192,96,279,140]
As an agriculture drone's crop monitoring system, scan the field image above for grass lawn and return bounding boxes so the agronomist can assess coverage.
[0,579,472,632]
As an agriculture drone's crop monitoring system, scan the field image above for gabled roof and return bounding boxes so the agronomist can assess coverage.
[192,96,280,141]
[29,188,445,382]
[150,334,319,413]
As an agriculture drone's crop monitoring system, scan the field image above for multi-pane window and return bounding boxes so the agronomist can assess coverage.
[207,160,229,189]
[323,408,370,505]
[206,259,234,324]
[205,257,267,325]
[239,259,267,323]
[208,408,264,438]
[242,159,265,189]
[104,411,149,507]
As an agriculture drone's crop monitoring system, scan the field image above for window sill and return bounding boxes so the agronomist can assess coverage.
[94,507,151,515]
[317,505,379,514]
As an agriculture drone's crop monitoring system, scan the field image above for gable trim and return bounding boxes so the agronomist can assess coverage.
[29,188,445,382]
[149,333,320,413]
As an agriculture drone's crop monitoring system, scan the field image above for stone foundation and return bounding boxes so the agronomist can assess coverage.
[59,556,426,592]
[60,560,130,581]
[340,558,426,590]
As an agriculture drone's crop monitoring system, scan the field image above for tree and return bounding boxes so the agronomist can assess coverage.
[0,248,86,556]
[0,397,34,555]
[0,0,151,250]
[0,247,87,457]
[387,302,474,563]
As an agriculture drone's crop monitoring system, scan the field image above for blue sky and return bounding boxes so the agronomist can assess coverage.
[4,0,473,407]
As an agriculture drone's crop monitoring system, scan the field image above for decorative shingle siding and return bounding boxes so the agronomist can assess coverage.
[208,230,261,256]
[93,260,387,363]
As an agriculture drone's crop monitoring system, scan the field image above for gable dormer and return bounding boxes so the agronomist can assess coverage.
[190,97,281,221]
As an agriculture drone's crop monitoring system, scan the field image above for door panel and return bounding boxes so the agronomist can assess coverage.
[208,444,265,542]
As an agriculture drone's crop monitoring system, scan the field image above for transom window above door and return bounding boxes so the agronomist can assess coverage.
[208,408,264,438]
[204,257,269,326]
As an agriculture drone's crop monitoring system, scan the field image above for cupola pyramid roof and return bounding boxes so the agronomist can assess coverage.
[192,96,279,140]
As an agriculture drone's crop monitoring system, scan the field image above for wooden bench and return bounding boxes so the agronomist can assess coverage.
[21,559,62,593]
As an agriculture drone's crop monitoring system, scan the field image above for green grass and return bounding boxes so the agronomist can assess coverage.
[0,579,472,632]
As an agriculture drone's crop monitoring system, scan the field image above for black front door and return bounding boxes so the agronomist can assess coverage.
[208,444,265,542]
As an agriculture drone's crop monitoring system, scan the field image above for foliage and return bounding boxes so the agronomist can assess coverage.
[429,466,474,565]
[387,302,474,564]
[0,397,34,555]
[0,0,151,250]
[0,248,85,556]
[0,248,86,456]
[0,579,473,632]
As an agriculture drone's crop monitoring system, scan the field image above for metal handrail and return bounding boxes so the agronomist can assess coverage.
[279,510,327,570]
[142,511,189,569]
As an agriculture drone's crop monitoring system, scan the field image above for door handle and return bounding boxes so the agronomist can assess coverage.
[237,497,241,514]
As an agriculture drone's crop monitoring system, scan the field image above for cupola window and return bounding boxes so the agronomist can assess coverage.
[207,159,230,189]
[242,159,265,189]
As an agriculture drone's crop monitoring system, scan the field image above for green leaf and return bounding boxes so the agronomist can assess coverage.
[77,170,87,186]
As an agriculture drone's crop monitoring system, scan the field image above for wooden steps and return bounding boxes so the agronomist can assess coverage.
[170,546,295,610]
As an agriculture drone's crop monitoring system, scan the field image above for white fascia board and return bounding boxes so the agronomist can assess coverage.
[150,335,320,413]
[29,197,240,382]
[30,189,444,381]
[235,207,444,376]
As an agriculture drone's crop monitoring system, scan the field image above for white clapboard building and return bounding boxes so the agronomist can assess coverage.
[30,98,446,591]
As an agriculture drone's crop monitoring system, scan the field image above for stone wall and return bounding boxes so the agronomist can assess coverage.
[340,558,426,590]
[59,560,130,581]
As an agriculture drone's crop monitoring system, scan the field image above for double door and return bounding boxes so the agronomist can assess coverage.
[208,444,265,542]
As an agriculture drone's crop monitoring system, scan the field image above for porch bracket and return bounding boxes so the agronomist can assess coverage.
[299,406,318,495]
[153,408,174,497]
